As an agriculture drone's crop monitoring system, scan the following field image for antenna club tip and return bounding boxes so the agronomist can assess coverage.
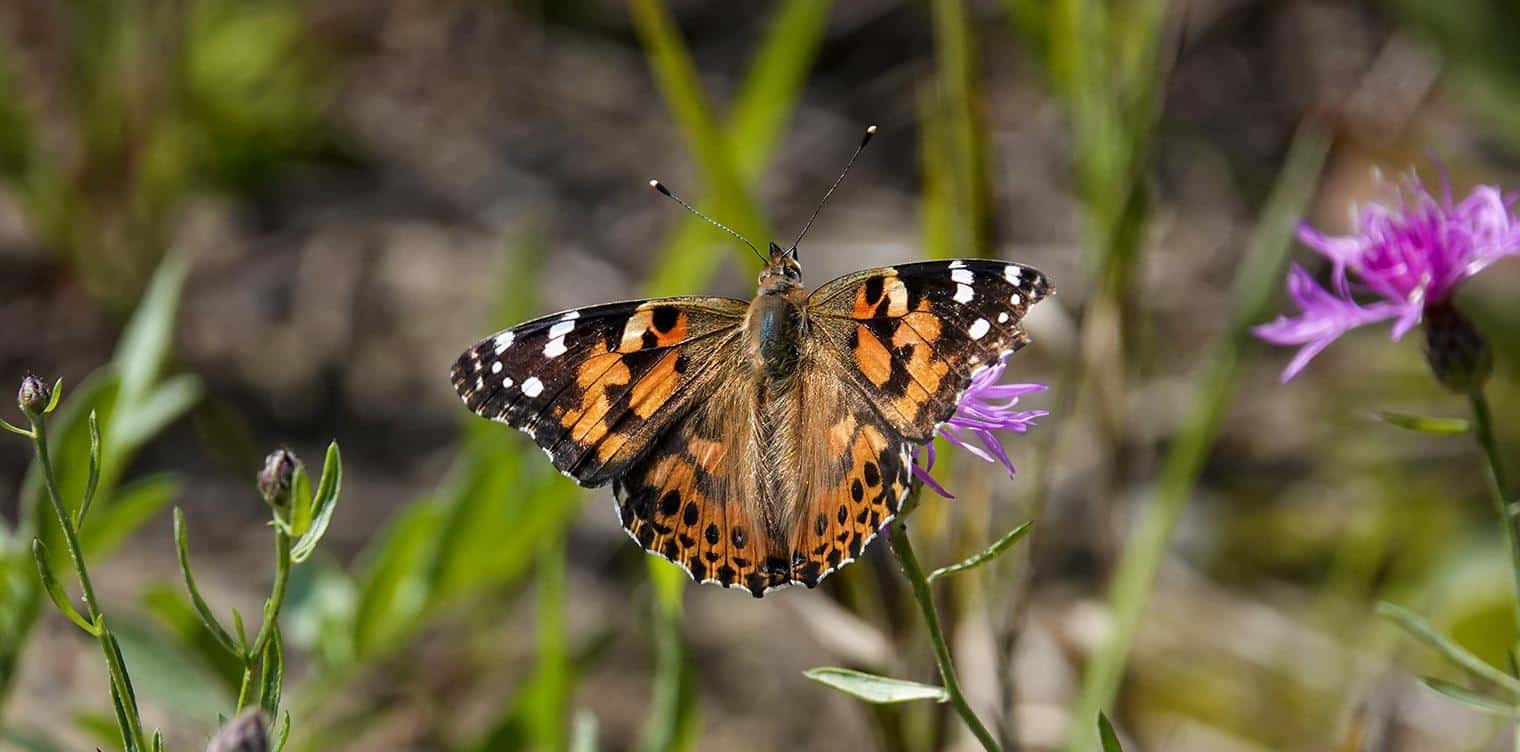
[648,179,671,196]
[866,124,878,134]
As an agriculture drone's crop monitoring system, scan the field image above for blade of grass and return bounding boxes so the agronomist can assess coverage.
[929,0,993,259]
[637,0,833,295]
[1379,602,1520,696]
[630,0,770,269]
[1062,121,1331,751]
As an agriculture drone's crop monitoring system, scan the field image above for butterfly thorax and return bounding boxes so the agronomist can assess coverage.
[750,243,809,379]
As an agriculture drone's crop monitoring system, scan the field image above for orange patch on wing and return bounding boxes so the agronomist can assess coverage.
[686,436,728,473]
[619,306,690,352]
[562,348,636,445]
[628,350,683,419]
[827,414,857,457]
[854,324,893,386]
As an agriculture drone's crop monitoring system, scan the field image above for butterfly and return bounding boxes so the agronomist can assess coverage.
[451,127,1052,597]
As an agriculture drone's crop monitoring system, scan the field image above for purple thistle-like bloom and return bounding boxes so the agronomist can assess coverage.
[914,358,1047,499]
[1254,173,1520,382]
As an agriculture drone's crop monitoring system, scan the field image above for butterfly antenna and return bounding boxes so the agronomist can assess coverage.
[648,179,766,263]
[788,124,877,256]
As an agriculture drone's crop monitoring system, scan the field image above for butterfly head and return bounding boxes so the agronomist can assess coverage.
[758,241,803,294]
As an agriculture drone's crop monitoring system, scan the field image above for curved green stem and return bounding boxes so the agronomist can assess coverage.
[248,527,292,661]
[31,421,148,750]
[888,519,1001,752]
[1470,390,1520,620]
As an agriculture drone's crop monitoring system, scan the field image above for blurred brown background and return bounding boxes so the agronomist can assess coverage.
[2,1,1520,750]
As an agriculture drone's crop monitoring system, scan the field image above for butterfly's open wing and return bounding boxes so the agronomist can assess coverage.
[773,260,1052,588]
[611,365,794,598]
[451,297,748,486]
[806,260,1052,440]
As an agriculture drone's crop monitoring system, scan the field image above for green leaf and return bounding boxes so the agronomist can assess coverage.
[172,508,240,655]
[110,617,231,721]
[114,252,189,406]
[802,668,948,704]
[31,539,97,635]
[640,0,832,296]
[273,711,290,752]
[291,442,341,563]
[231,608,249,652]
[44,377,63,414]
[139,583,244,692]
[75,411,101,528]
[81,475,178,561]
[631,0,776,297]
[351,501,448,658]
[1376,410,1471,435]
[1098,712,1124,752]
[0,416,30,437]
[111,374,202,453]
[74,709,127,752]
[1378,601,1520,696]
[258,623,284,718]
[289,457,313,535]
[927,521,1032,582]
[1421,677,1520,718]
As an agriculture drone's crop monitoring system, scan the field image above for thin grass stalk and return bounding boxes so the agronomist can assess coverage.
[1061,122,1329,750]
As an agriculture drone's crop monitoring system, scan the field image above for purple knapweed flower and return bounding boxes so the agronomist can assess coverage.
[1254,172,1520,382]
[914,358,1047,499]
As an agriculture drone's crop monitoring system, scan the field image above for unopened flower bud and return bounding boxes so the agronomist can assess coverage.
[17,375,49,417]
[206,708,268,752]
[1423,302,1492,394]
[258,447,298,509]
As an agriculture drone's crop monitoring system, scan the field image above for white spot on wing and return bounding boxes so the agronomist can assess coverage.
[522,376,544,397]
[954,284,975,303]
[948,260,967,269]
[968,318,991,340]
[560,311,580,321]
[1004,266,1022,285]
[494,331,515,353]
[951,268,974,285]
[544,337,568,358]
[548,319,576,339]
[503,377,514,388]
[491,361,503,374]
[1010,292,1022,305]
[998,312,1009,323]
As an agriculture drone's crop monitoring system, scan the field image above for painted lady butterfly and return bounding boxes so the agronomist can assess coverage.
[452,127,1052,597]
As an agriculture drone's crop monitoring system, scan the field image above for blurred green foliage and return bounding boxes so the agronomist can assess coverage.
[4,1,1520,750]
[0,0,327,310]
[0,254,199,724]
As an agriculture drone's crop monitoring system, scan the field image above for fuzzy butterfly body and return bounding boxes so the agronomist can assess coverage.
[453,243,1050,597]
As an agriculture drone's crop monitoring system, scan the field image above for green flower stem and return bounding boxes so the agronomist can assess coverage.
[1470,390,1520,621]
[29,420,148,750]
[248,526,292,661]
[887,518,1000,752]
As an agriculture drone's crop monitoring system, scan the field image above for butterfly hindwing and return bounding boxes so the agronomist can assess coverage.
[451,297,748,485]
[807,260,1052,441]
[786,369,915,588]
[612,373,791,597]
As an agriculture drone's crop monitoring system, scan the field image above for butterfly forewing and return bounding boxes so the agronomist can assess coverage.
[807,260,1052,441]
[451,297,748,485]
